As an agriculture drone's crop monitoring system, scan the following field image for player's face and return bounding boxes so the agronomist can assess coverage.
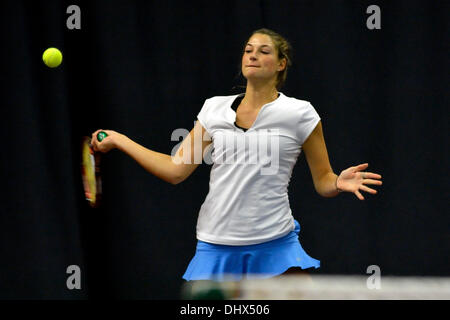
[241,33,285,86]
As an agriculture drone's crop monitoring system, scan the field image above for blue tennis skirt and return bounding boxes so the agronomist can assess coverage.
[182,220,320,281]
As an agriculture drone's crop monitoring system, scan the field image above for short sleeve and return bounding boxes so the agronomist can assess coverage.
[196,99,211,134]
[296,102,321,146]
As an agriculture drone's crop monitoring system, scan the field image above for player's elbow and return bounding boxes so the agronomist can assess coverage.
[170,162,200,185]
[170,174,185,185]
[169,166,190,185]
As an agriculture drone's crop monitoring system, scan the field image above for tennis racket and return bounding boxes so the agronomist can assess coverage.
[80,131,108,207]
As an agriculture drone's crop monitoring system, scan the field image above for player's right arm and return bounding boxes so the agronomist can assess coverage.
[91,120,212,185]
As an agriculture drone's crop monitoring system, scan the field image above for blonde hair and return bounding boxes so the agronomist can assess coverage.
[246,28,293,90]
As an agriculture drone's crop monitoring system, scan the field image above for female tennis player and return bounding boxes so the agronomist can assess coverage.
[92,28,382,281]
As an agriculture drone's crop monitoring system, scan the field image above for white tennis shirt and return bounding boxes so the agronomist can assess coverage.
[196,92,321,245]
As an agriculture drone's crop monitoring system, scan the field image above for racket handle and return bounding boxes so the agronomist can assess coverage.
[97,131,108,142]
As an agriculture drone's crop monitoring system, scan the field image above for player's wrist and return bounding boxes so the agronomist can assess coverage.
[335,174,343,193]
[114,133,129,152]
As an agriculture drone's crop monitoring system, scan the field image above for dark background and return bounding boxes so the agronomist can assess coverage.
[0,0,448,299]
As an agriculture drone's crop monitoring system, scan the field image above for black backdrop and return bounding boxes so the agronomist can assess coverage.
[0,0,448,299]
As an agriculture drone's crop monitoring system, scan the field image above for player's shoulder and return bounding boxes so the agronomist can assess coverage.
[280,92,312,108]
[278,92,314,111]
[204,94,242,106]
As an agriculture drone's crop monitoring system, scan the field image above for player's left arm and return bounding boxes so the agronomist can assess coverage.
[302,121,383,200]
[301,121,340,198]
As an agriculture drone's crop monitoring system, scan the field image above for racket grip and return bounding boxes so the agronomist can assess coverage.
[97,131,108,142]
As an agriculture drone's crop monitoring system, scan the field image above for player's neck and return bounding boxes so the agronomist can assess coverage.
[243,82,278,110]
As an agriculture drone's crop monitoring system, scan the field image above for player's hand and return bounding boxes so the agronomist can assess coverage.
[336,163,382,200]
[91,129,119,153]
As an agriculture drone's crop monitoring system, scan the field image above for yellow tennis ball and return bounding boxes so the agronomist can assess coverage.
[42,47,63,68]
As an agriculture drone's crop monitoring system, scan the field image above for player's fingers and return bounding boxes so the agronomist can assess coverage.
[359,163,369,168]
[353,163,369,172]
[363,179,382,185]
[360,185,377,194]
[364,172,381,179]
[355,190,364,200]
[91,139,99,152]
[101,130,115,141]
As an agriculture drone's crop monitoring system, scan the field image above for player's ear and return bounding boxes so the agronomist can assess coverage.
[277,58,287,72]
